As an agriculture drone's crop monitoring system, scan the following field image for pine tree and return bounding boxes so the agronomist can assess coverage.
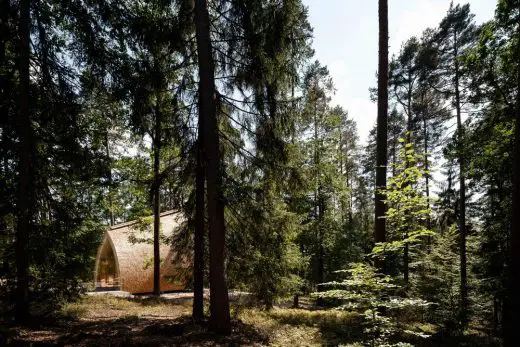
[0,0,118,318]
[194,0,231,333]
[390,37,422,144]
[206,0,314,310]
[193,106,205,321]
[375,0,389,272]
[412,86,449,214]
[429,3,477,322]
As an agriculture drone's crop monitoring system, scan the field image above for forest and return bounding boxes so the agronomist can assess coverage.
[0,0,519,346]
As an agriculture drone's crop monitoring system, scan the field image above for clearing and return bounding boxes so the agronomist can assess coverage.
[0,294,500,346]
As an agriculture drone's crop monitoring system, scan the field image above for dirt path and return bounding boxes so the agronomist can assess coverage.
[87,289,249,301]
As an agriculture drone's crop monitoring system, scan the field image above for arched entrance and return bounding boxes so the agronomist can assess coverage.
[94,237,120,290]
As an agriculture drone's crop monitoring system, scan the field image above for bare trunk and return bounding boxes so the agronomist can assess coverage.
[391,137,397,177]
[423,117,432,249]
[194,0,231,334]
[403,80,412,284]
[423,118,430,204]
[375,0,389,271]
[104,131,115,226]
[339,130,345,225]
[314,99,324,286]
[345,139,353,224]
[293,294,299,308]
[347,171,353,224]
[318,195,325,284]
[193,121,205,321]
[0,0,10,128]
[15,0,31,323]
[153,101,162,297]
[493,293,498,336]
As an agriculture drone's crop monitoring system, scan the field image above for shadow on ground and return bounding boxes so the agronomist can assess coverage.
[0,316,268,346]
[0,295,503,347]
[130,296,193,307]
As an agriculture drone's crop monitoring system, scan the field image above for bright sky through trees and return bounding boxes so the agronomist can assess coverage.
[303,0,496,143]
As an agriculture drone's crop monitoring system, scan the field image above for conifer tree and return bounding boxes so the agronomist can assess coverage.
[390,37,422,144]
[429,3,477,321]
[194,0,231,333]
[375,0,389,271]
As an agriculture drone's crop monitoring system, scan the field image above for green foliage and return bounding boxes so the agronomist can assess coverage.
[411,226,461,329]
[314,263,430,346]
[0,0,116,316]
[227,186,306,307]
[373,143,434,263]
[0,1,516,343]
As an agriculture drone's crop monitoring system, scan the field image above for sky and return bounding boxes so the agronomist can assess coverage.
[302,0,497,144]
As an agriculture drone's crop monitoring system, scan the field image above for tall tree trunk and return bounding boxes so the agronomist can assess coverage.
[104,130,115,226]
[293,294,299,308]
[318,194,324,285]
[314,98,324,286]
[503,11,520,345]
[344,135,353,224]
[347,172,353,224]
[391,136,397,177]
[194,0,231,334]
[493,292,498,336]
[0,0,10,123]
[454,32,468,323]
[375,0,389,270]
[193,122,205,321]
[171,184,174,209]
[423,116,432,249]
[339,129,345,225]
[15,0,31,323]
[403,84,412,284]
[423,118,430,205]
[153,99,162,297]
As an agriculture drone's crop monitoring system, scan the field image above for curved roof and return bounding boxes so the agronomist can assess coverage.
[95,211,188,294]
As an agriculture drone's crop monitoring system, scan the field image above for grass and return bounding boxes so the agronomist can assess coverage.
[61,295,192,321]
[0,295,503,346]
[239,308,363,346]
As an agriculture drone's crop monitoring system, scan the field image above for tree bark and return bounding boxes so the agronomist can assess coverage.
[314,98,324,286]
[193,121,205,321]
[375,0,389,271]
[293,294,299,308]
[339,129,345,225]
[403,78,413,284]
[104,130,115,226]
[15,0,31,323]
[153,98,162,297]
[194,0,231,334]
[318,194,325,284]
[0,0,10,122]
[423,118,429,204]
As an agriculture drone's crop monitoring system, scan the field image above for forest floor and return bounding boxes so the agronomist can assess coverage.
[0,294,502,346]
